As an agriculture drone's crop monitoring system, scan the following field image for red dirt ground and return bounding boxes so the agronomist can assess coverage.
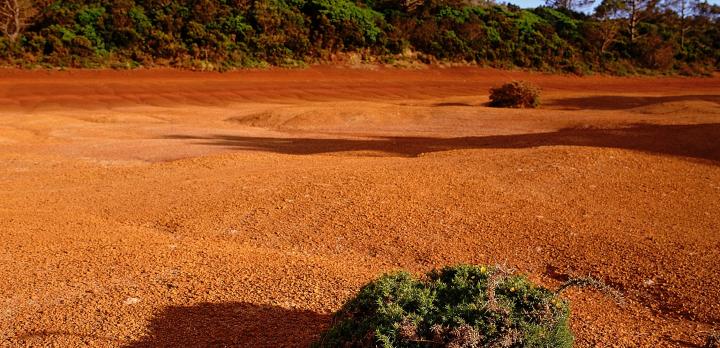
[0,66,719,347]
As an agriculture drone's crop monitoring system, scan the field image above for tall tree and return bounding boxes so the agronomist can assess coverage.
[546,0,595,11]
[0,0,35,42]
[664,0,697,48]
[595,0,657,43]
[695,0,720,19]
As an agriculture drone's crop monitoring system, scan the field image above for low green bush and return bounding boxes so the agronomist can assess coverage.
[315,265,573,348]
[489,80,541,108]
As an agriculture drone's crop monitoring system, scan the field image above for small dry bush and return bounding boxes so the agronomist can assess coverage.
[489,80,541,108]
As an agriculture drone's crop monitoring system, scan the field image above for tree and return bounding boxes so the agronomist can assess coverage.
[546,0,595,11]
[0,0,35,42]
[465,0,496,7]
[695,0,720,20]
[595,0,657,43]
[592,16,621,54]
[664,0,697,48]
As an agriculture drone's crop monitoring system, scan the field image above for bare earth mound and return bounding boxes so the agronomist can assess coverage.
[0,67,719,347]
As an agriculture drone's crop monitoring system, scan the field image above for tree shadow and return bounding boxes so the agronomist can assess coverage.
[431,102,474,107]
[165,123,720,164]
[546,94,720,110]
[14,330,123,345]
[125,302,329,348]
[662,334,709,348]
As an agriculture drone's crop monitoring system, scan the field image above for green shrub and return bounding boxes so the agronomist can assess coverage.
[3,0,718,73]
[315,265,573,348]
[307,0,385,48]
[489,80,541,108]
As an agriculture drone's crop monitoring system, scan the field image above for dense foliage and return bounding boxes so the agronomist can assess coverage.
[1,0,718,74]
[314,265,573,347]
[489,80,541,108]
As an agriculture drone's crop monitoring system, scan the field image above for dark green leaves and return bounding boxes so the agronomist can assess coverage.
[315,265,573,348]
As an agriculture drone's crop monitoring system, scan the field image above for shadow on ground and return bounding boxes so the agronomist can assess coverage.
[166,123,720,163]
[126,302,329,348]
[546,94,720,110]
[431,102,474,107]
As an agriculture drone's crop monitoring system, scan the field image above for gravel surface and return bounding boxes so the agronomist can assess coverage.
[0,67,718,347]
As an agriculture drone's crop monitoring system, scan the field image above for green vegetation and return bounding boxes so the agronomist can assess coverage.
[489,80,541,108]
[1,0,718,74]
[314,265,573,347]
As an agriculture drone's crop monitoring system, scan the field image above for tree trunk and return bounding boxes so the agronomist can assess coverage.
[11,0,20,41]
[680,0,686,48]
[1,0,27,42]
[629,0,638,43]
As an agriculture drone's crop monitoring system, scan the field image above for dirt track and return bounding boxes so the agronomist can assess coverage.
[0,67,719,347]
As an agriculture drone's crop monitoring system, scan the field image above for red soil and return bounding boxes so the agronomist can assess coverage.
[0,66,719,347]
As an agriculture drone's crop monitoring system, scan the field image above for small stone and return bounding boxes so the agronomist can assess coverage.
[123,297,141,305]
